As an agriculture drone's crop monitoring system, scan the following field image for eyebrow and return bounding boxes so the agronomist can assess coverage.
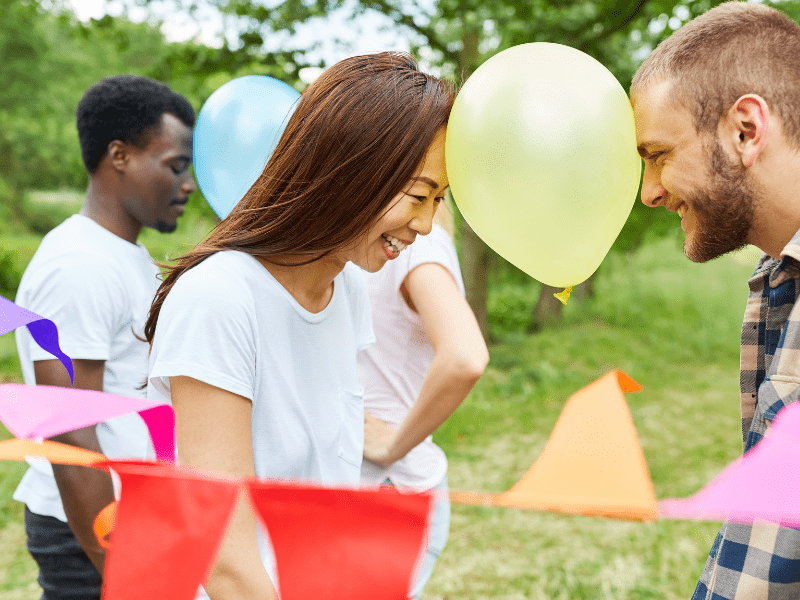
[412,176,448,192]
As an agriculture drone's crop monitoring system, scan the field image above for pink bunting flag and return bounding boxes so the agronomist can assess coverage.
[659,401,800,527]
[0,295,73,384]
[0,384,175,461]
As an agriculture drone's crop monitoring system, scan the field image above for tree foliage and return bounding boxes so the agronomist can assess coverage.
[0,0,308,226]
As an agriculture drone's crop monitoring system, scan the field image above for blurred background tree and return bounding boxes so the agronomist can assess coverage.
[3,0,800,335]
[138,0,800,335]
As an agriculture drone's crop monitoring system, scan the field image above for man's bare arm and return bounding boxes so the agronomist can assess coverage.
[34,359,115,575]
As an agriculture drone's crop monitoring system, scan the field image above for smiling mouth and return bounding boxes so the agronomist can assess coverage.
[381,234,409,254]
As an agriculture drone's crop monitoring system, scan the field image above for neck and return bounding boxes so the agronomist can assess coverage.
[749,153,800,259]
[80,179,141,244]
[256,254,346,313]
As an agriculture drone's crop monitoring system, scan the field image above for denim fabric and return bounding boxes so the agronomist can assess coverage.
[24,506,102,600]
[407,476,451,600]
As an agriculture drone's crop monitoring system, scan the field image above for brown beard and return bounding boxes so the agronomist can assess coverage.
[682,137,760,263]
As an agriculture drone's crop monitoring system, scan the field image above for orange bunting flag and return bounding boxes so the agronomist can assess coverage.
[450,370,658,521]
[247,482,432,600]
[0,438,106,466]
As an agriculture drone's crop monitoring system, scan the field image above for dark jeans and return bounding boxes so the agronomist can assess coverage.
[24,506,102,600]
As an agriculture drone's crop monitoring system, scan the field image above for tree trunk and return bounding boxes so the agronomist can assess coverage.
[532,284,564,330]
[455,24,492,340]
[459,217,491,339]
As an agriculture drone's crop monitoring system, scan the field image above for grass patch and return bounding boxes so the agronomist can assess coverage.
[426,237,754,599]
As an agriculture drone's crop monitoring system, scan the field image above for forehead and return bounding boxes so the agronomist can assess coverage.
[141,113,193,156]
[633,79,696,151]
[415,129,448,188]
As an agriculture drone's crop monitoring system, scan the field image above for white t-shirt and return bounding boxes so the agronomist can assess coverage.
[14,214,158,521]
[359,225,466,490]
[146,251,374,591]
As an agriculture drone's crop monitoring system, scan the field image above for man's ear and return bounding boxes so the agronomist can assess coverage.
[106,140,129,173]
[725,94,770,169]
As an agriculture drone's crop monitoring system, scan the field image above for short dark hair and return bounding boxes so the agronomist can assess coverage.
[77,75,195,173]
[631,2,800,150]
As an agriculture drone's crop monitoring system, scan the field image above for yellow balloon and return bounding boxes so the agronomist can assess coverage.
[446,43,641,287]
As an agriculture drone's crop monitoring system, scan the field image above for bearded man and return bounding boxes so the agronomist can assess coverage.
[631,2,800,598]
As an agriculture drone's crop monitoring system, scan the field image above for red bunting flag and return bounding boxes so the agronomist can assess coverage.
[247,481,432,600]
[99,461,240,600]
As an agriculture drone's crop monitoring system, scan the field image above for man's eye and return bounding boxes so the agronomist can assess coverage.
[434,196,445,203]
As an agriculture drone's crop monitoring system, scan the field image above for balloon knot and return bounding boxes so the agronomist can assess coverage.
[554,286,572,306]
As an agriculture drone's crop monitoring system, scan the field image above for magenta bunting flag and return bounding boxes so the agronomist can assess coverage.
[659,401,800,527]
[0,384,175,461]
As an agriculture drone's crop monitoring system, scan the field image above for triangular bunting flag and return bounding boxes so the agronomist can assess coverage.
[101,461,240,600]
[247,482,432,600]
[450,370,658,520]
[0,295,74,384]
[0,438,106,465]
[0,384,175,461]
[659,401,800,527]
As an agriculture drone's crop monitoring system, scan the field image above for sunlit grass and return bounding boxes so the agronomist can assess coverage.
[427,237,753,599]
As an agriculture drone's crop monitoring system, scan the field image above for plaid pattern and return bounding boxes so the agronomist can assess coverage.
[693,231,800,600]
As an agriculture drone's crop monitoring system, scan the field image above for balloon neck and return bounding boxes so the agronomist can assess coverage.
[554,286,572,306]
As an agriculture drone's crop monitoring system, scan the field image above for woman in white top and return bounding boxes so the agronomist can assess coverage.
[360,205,489,599]
[142,52,454,600]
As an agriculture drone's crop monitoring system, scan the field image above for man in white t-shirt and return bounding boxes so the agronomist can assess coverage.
[13,75,196,600]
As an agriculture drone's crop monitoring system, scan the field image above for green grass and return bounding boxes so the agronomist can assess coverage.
[0,208,759,598]
[425,237,754,600]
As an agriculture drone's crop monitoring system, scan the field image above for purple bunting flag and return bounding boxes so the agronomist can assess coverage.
[0,295,74,385]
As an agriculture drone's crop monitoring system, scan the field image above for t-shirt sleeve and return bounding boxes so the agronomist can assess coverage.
[21,253,126,362]
[401,225,466,297]
[148,265,258,401]
[345,264,376,353]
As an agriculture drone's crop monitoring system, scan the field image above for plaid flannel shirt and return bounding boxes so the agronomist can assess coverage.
[692,230,800,600]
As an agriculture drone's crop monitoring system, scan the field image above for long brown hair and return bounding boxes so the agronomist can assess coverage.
[144,51,454,346]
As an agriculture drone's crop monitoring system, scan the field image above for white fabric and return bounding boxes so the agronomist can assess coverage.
[146,251,374,592]
[359,225,465,490]
[14,214,158,521]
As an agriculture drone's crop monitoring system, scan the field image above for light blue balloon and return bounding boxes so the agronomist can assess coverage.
[194,75,301,219]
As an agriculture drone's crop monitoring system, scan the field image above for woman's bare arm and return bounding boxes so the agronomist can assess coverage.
[363,262,489,467]
[170,376,276,600]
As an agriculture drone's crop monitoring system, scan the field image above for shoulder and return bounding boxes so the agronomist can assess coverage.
[25,216,143,281]
[168,251,259,304]
[409,225,457,259]
[339,263,372,311]
[340,261,369,293]
[405,225,464,293]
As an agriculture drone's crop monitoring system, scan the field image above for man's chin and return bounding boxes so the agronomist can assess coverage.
[153,220,178,234]
[684,234,748,263]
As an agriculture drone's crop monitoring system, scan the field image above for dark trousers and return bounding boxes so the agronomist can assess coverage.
[24,506,102,600]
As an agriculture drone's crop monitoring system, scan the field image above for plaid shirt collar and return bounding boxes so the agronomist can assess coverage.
[740,226,800,448]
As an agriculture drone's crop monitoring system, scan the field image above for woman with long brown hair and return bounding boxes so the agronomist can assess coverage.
[143,52,453,599]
